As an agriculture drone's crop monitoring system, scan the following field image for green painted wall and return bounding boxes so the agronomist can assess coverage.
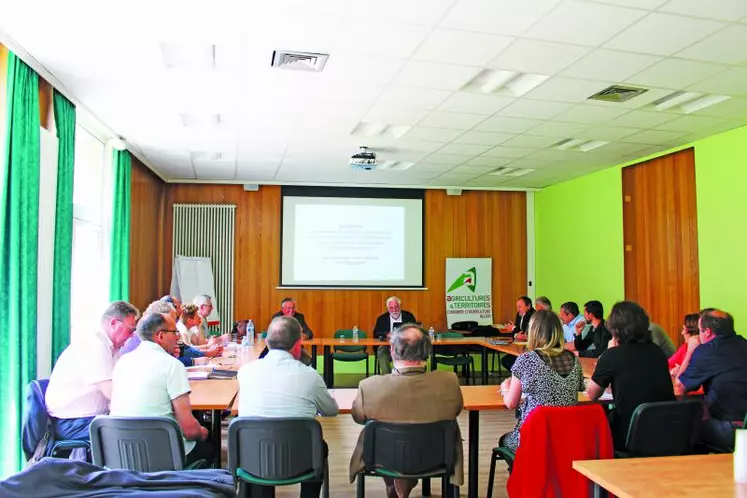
[535,124,747,332]
[694,126,747,331]
[534,166,625,315]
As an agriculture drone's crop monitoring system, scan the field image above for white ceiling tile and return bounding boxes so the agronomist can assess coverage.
[526,1,646,46]
[626,59,727,89]
[609,110,679,128]
[688,67,747,96]
[464,156,515,167]
[475,116,542,133]
[441,0,560,36]
[437,93,514,115]
[497,99,574,119]
[430,173,480,186]
[320,53,406,86]
[620,129,688,144]
[561,49,661,82]
[466,175,513,187]
[481,146,535,158]
[413,29,513,67]
[454,131,514,145]
[654,115,731,133]
[363,106,430,126]
[604,13,725,56]
[394,170,443,181]
[402,126,464,142]
[487,39,590,75]
[659,0,747,22]
[346,0,457,25]
[376,86,452,109]
[411,162,461,172]
[592,0,667,8]
[676,25,747,65]
[334,21,430,58]
[235,169,279,182]
[554,104,630,124]
[523,77,614,103]
[688,97,747,119]
[525,121,590,137]
[425,153,473,164]
[418,111,487,130]
[384,140,445,153]
[450,164,502,175]
[501,134,560,149]
[436,143,493,155]
[394,61,482,90]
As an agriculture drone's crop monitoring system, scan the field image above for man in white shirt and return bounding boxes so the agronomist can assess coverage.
[46,301,140,442]
[110,312,212,466]
[559,301,586,343]
[239,315,338,498]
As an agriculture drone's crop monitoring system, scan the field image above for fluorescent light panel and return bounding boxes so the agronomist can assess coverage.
[352,122,412,139]
[555,138,609,152]
[467,69,548,97]
[681,95,730,114]
[653,91,702,111]
[377,161,414,171]
[651,91,730,114]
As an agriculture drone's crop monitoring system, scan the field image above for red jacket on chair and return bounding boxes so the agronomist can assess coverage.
[507,404,614,498]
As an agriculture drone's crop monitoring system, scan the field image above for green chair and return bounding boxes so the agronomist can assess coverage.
[228,417,328,497]
[486,446,515,497]
[333,329,370,378]
[434,332,475,385]
[259,331,267,340]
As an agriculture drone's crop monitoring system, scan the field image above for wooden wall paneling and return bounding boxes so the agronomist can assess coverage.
[37,77,54,131]
[160,185,527,338]
[129,158,166,312]
[622,148,700,345]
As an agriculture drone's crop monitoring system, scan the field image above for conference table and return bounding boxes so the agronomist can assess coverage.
[573,454,747,497]
[189,378,238,468]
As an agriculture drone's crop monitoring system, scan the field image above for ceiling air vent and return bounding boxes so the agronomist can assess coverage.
[588,85,648,103]
[271,50,329,72]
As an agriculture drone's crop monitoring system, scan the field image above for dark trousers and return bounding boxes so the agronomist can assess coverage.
[377,346,392,374]
[245,442,327,498]
[699,417,738,452]
[53,416,95,441]
[186,439,215,467]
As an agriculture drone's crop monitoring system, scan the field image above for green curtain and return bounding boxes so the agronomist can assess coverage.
[0,52,40,478]
[109,149,131,301]
[51,91,75,366]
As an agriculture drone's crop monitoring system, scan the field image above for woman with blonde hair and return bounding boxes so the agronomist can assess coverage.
[498,310,585,452]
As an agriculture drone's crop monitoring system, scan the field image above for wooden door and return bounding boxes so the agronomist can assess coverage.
[622,148,700,346]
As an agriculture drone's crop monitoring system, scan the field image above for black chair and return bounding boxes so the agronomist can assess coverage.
[22,379,91,461]
[228,417,328,498]
[355,420,459,498]
[434,332,475,385]
[450,321,478,332]
[90,416,207,471]
[618,399,704,458]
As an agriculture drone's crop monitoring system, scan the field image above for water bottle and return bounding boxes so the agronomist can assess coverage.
[241,335,249,354]
[247,319,255,346]
[352,325,359,343]
[429,326,436,342]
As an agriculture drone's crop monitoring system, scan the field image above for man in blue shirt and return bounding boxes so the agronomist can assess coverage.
[678,309,747,452]
[559,302,586,343]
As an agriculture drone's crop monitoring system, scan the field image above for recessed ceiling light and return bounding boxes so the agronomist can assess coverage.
[649,91,730,114]
[351,122,412,139]
[554,138,609,152]
[680,95,730,114]
[464,69,548,97]
[271,50,329,72]
[378,161,415,171]
[652,91,702,111]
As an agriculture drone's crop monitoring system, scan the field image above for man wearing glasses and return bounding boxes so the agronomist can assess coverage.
[110,312,212,466]
[46,300,140,445]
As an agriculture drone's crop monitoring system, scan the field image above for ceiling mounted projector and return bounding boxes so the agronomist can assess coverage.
[349,146,378,171]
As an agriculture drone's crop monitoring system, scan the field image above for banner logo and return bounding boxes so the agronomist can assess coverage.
[447,267,477,293]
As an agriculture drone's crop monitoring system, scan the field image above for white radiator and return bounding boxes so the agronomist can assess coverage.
[172,204,236,336]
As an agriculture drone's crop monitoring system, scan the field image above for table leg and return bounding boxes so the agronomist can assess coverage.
[422,478,431,496]
[323,345,333,387]
[431,347,437,372]
[311,345,318,370]
[481,347,488,385]
[468,410,479,498]
[593,482,604,498]
[211,409,222,468]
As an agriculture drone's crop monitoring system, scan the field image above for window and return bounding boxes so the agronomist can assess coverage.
[70,126,107,341]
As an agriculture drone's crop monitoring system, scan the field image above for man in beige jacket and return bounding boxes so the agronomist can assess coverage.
[349,325,464,498]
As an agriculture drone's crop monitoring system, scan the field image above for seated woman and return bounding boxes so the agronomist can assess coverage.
[585,301,675,450]
[178,304,223,356]
[669,313,700,377]
[499,310,585,452]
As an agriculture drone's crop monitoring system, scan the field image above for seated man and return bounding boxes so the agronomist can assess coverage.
[349,325,464,498]
[678,309,747,452]
[188,294,228,347]
[258,298,313,366]
[535,296,552,312]
[559,302,585,344]
[238,316,338,498]
[574,301,612,358]
[372,296,417,374]
[501,296,535,371]
[45,301,140,442]
[110,312,212,466]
